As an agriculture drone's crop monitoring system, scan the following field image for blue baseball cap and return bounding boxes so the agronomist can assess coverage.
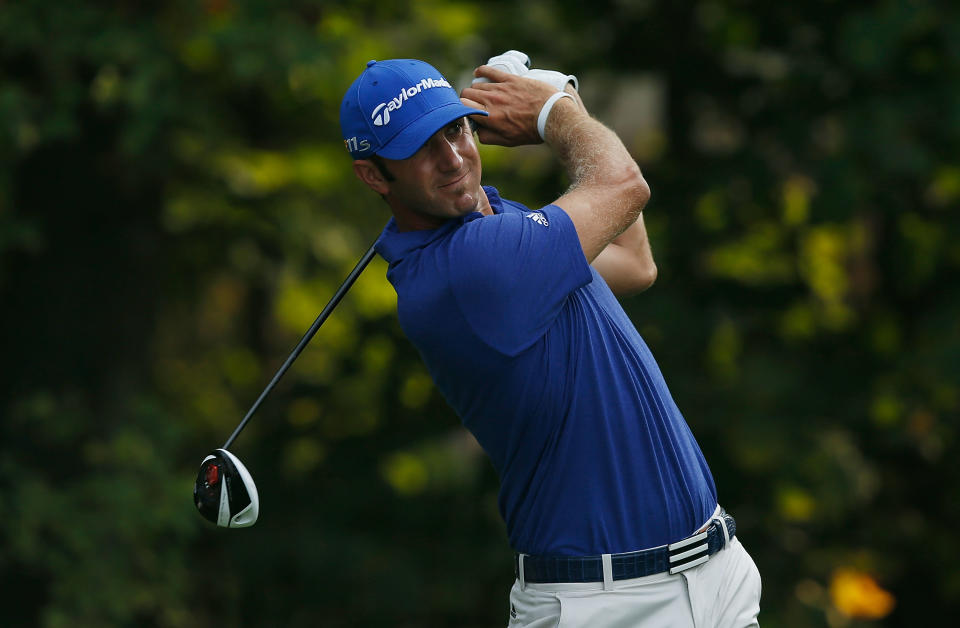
[340,59,488,160]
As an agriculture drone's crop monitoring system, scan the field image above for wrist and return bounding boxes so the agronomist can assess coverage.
[537,91,575,141]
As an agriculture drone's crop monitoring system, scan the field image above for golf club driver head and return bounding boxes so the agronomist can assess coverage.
[194,448,259,528]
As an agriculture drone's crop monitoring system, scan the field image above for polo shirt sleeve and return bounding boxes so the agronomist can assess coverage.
[447,204,593,356]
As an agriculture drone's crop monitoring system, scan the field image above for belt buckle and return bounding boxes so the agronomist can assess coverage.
[667,528,711,574]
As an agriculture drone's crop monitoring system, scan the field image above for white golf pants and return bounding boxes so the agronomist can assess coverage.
[506,537,761,627]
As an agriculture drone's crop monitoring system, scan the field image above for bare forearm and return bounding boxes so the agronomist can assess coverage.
[544,99,650,259]
[546,92,635,195]
[591,215,657,295]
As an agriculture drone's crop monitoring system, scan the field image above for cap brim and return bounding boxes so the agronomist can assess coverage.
[376,103,488,160]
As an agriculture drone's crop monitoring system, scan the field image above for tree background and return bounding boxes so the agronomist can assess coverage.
[2,0,958,626]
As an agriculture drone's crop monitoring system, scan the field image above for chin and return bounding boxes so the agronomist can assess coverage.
[449,187,481,214]
[451,201,478,217]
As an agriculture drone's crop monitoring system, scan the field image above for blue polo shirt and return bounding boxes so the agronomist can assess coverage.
[376,186,717,556]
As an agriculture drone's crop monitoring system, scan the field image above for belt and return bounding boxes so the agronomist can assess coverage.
[515,511,736,584]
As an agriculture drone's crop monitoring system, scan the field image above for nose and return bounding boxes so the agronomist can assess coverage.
[434,137,463,172]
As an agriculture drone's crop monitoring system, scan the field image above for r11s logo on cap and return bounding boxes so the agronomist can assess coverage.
[345,136,372,154]
[371,77,452,127]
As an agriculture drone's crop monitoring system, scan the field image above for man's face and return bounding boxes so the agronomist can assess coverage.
[376,117,485,229]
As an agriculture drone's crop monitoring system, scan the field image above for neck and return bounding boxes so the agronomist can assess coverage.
[392,186,493,232]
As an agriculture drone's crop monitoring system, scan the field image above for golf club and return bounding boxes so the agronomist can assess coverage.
[194,241,378,528]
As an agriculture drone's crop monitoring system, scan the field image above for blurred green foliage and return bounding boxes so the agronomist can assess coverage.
[2,0,958,626]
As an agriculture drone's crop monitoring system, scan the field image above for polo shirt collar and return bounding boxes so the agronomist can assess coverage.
[375,186,504,264]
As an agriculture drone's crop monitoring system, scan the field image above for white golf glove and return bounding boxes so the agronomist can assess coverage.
[474,50,531,79]
[526,69,578,92]
[473,50,579,93]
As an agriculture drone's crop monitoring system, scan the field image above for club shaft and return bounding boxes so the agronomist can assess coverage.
[222,242,379,450]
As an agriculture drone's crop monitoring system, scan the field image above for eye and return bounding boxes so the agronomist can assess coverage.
[445,118,466,138]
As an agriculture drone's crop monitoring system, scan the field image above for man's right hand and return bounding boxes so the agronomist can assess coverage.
[460,65,584,147]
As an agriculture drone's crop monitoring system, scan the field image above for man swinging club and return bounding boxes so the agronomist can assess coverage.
[340,53,762,627]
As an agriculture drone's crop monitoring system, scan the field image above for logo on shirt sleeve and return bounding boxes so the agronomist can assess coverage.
[525,211,549,227]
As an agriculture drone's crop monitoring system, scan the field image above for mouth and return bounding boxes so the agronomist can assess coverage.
[438,171,468,189]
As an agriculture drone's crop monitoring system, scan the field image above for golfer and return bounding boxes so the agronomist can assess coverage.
[340,57,761,627]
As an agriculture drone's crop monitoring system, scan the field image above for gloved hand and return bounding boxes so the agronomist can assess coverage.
[526,68,578,93]
[471,50,530,83]
[472,50,578,93]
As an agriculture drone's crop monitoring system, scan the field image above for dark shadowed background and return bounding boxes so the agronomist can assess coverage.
[2,0,958,626]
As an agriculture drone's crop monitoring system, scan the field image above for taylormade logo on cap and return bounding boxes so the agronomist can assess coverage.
[339,59,488,160]
[371,77,453,127]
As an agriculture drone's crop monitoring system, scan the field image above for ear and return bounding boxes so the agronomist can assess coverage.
[353,160,390,196]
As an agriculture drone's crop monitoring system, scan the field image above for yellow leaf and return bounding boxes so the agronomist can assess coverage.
[782,175,815,226]
[777,486,816,522]
[382,453,428,496]
[830,568,895,619]
[400,372,434,409]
